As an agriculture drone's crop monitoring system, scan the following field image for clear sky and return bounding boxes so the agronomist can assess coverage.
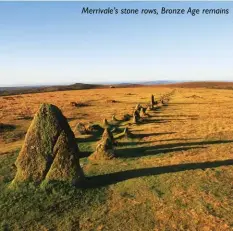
[0,2,233,86]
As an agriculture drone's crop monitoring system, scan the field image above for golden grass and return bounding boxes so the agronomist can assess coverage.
[0,87,167,154]
[0,86,233,230]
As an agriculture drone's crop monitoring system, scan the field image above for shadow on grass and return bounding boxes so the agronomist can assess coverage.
[82,159,233,188]
[142,118,187,124]
[0,123,17,133]
[76,135,101,143]
[159,138,201,142]
[152,108,179,114]
[134,132,176,139]
[115,139,233,158]
[116,146,205,158]
[117,141,154,147]
[79,151,92,158]
[138,118,171,125]
[146,115,199,121]
[152,114,199,118]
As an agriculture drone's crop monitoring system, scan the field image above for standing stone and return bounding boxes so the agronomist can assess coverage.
[139,107,146,117]
[103,118,109,127]
[133,109,140,118]
[12,103,84,186]
[89,129,115,161]
[133,109,140,123]
[102,128,114,144]
[89,137,115,160]
[123,127,132,138]
[146,106,151,114]
[151,94,155,108]
[135,104,141,111]
[132,114,139,124]
[112,114,117,121]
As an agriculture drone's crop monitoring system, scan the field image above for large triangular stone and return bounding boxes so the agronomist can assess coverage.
[12,103,84,186]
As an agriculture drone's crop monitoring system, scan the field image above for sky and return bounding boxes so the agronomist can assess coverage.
[0,2,233,86]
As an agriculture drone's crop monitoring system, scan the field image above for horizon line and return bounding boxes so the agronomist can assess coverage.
[1,80,233,88]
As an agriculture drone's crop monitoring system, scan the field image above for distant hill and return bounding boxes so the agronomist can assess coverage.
[0,81,174,96]
[139,81,174,85]
[114,81,174,86]
[0,83,105,96]
[164,81,233,89]
[1,81,233,96]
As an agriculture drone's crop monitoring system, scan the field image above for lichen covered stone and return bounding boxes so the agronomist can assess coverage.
[89,137,115,161]
[12,103,84,186]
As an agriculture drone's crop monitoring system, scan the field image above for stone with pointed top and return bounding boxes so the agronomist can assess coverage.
[133,109,140,119]
[135,104,141,111]
[112,114,117,121]
[89,129,115,161]
[103,118,109,127]
[12,103,84,186]
[123,127,132,138]
[132,114,139,124]
[102,127,114,144]
[139,107,146,117]
[151,94,155,107]
[146,106,151,114]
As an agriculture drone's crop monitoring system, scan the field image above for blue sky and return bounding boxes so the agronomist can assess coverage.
[0,2,233,86]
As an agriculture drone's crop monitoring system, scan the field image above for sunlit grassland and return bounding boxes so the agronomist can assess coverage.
[0,87,233,230]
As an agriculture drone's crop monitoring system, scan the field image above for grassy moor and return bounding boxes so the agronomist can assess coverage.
[0,85,233,230]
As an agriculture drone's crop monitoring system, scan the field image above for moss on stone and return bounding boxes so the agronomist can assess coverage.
[12,103,84,186]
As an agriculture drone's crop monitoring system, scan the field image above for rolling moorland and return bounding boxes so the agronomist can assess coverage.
[2,81,233,96]
[0,84,233,230]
